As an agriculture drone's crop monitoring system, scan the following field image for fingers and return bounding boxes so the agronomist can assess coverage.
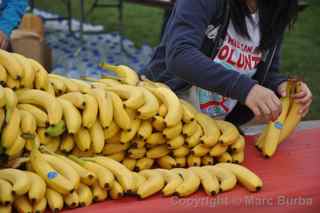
[300,99,312,117]
[292,91,307,99]
[258,103,271,121]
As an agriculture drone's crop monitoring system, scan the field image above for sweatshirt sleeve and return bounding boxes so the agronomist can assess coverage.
[165,0,257,104]
[0,0,28,37]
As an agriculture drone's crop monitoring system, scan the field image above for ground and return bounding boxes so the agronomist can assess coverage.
[34,0,320,120]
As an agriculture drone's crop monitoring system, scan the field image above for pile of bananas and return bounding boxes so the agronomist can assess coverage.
[0,143,263,212]
[256,80,303,158]
[0,49,245,170]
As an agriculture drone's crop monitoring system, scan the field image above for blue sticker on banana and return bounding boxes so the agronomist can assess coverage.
[274,122,283,129]
[47,171,58,179]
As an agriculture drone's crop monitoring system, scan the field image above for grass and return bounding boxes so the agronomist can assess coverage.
[34,0,320,119]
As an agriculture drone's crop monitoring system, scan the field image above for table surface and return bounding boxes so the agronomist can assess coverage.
[61,128,320,213]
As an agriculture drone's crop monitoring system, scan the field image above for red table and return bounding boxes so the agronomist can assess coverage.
[63,128,320,213]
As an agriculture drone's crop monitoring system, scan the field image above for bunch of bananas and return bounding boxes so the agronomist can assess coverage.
[0,143,263,212]
[256,80,303,158]
[0,49,245,170]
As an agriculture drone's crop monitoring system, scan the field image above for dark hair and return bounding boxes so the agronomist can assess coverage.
[229,0,299,51]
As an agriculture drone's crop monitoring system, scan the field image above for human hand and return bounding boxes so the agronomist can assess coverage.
[0,31,8,50]
[245,84,282,122]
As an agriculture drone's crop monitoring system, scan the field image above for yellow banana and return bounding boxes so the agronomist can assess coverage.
[0,64,7,85]
[131,138,146,148]
[187,155,201,167]
[81,94,98,128]
[60,92,85,109]
[89,121,105,153]
[60,134,75,153]
[19,109,37,138]
[255,126,268,152]
[146,132,166,146]
[157,103,168,117]
[29,58,49,91]
[167,135,184,150]
[46,83,55,96]
[191,144,210,157]
[157,155,176,169]
[172,145,190,158]
[58,98,81,133]
[17,104,48,127]
[91,182,108,202]
[0,178,13,206]
[0,169,30,196]
[202,155,215,166]
[132,172,146,194]
[74,127,91,152]
[103,143,129,155]
[157,169,183,196]
[89,88,113,128]
[163,122,182,139]
[16,89,62,125]
[173,168,200,197]
[100,63,139,85]
[13,195,32,213]
[137,120,152,140]
[5,135,26,157]
[109,180,124,200]
[120,119,141,144]
[147,145,170,159]
[232,150,245,164]
[49,75,66,95]
[186,123,203,148]
[152,115,166,131]
[107,151,126,162]
[175,157,186,168]
[3,87,17,122]
[182,120,198,137]
[2,111,19,143]
[33,197,47,213]
[43,137,60,153]
[122,158,137,171]
[46,188,63,212]
[42,154,80,189]
[6,74,20,89]
[195,113,220,147]
[137,170,164,199]
[137,87,159,119]
[0,85,5,108]
[216,120,239,145]
[135,158,154,171]
[216,163,263,192]
[127,147,146,159]
[180,99,197,123]
[64,191,79,209]
[109,91,131,130]
[209,143,229,157]
[0,108,4,130]
[190,167,220,195]
[70,78,92,93]
[204,166,237,192]
[104,121,120,140]
[0,49,23,80]
[231,135,245,153]
[218,152,233,163]
[89,156,134,193]
[97,78,122,87]
[25,171,46,203]
[25,135,40,152]
[12,53,35,89]
[49,74,79,92]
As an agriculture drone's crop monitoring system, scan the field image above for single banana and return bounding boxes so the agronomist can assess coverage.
[122,158,137,171]
[216,120,240,146]
[182,120,198,137]
[5,135,26,157]
[16,89,62,125]
[209,143,229,157]
[17,104,48,127]
[218,152,233,163]
[135,158,154,171]
[25,171,46,203]
[19,109,37,139]
[0,178,13,206]
[163,122,183,140]
[74,127,91,152]
[109,180,124,200]
[230,135,245,153]
[167,135,184,150]
[109,91,131,130]
[13,195,32,213]
[195,113,220,147]
[42,154,80,189]
[157,155,176,169]
[60,92,86,109]
[103,143,130,155]
[89,156,134,193]
[190,167,220,195]
[89,88,113,128]
[89,121,105,153]
[104,121,120,140]
[255,126,268,152]
[172,145,190,158]
[120,119,141,144]
[137,120,152,140]
[82,94,98,129]
[12,53,35,89]
[232,150,245,164]
[100,63,139,86]
[216,163,263,192]
[127,147,146,159]
[60,134,75,153]
[186,123,203,148]
[0,49,23,80]
[46,188,64,212]
[180,100,197,123]
[29,58,49,91]
[3,87,17,122]
[0,64,7,85]
[175,157,187,168]
[132,172,146,194]
[137,169,165,199]
[204,165,237,192]
[33,197,47,213]
[49,75,66,95]
[146,132,166,146]
[43,137,60,153]
[157,103,168,117]
[187,155,201,167]
[147,145,170,159]
[152,115,166,131]
[64,191,79,209]
[58,98,82,133]
[0,169,30,196]
[91,182,108,202]
[1,108,20,149]
[202,155,215,166]
[191,144,210,157]
[137,87,159,119]
[107,151,126,162]
[173,168,200,197]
